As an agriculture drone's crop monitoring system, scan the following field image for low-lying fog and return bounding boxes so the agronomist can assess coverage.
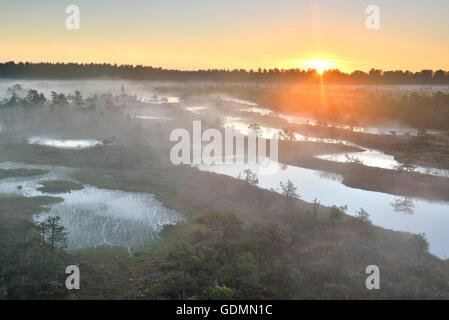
[1,79,448,258]
[0,162,181,252]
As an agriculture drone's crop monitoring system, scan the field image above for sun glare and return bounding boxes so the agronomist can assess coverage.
[304,59,334,74]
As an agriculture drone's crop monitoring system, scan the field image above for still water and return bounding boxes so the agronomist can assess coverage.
[0,162,181,252]
[197,158,449,259]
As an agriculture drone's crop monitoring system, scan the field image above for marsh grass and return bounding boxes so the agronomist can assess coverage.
[0,168,48,180]
[36,180,84,194]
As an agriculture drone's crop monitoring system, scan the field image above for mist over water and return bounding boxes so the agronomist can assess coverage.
[0,162,182,251]
[28,137,103,149]
[1,80,448,259]
[198,158,449,259]
[35,187,181,251]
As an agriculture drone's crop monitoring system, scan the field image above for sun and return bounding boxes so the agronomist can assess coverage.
[304,59,334,74]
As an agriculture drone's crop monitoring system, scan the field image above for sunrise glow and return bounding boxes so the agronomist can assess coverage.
[303,60,334,75]
[1,1,449,71]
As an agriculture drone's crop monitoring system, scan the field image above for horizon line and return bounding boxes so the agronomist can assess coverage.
[2,61,448,74]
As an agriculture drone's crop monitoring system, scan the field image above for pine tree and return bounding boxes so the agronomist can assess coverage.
[39,216,68,254]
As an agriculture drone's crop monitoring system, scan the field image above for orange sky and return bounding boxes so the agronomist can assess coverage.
[1,1,448,72]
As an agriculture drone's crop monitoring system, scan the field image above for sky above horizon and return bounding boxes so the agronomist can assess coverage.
[1,0,448,72]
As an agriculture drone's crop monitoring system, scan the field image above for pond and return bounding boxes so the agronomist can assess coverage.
[138,96,180,104]
[28,137,103,149]
[316,149,449,178]
[134,115,173,121]
[0,162,182,252]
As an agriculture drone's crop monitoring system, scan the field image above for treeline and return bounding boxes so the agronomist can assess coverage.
[1,62,449,84]
[0,84,119,111]
[206,84,449,130]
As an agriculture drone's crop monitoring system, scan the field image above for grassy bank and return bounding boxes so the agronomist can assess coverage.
[1,96,448,299]
[37,180,84,194]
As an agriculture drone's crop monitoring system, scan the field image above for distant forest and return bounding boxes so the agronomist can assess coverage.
[1,62,449,84]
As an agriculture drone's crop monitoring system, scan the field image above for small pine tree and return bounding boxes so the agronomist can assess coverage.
[279,180,299,200]
[39,216,68,254]
[409,233,429,263]
[243,169,259,186]
[355,208,372,225]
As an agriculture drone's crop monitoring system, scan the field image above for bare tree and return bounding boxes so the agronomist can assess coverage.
[312,198,320,218]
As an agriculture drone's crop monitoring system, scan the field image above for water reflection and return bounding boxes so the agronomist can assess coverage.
[134,115,173,121]
[317,170,344,182]
[138,96,179,104]
[35,187,181,252]
[28,137,103,149]
[186,106,209,113]
[391,197,415,215]
[0,162,182,251]
[316,149,449,178]
[240,107,273,115]
[219,97,258,106]
[198,158,449,259]
[221,117,449,177]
